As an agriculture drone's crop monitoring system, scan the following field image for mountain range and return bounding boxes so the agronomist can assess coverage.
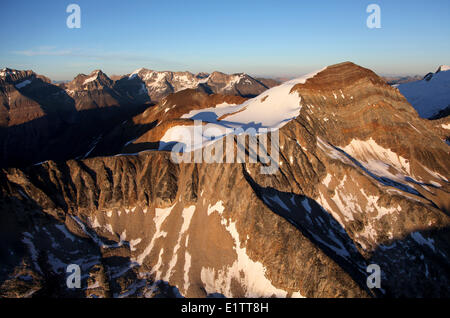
[0,67,277,167]
[0,62,449,298]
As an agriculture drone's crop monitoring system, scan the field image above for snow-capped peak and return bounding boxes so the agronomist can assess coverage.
[160,67,327,151]
[129,68,145,80]
[82,70,105,85]
[0,68,17,78]
[83,73,99,85]
[436,65,450,73]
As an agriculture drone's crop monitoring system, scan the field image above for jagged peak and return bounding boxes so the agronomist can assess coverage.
[128,67,152,78]
[0,67,35,77]
[209,71,228,76]
[195,72,210,79]
[436,65,450,73]
[91,69,103,75]
[68,69,112,88]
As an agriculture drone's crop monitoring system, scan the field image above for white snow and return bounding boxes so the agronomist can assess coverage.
[408,123,421,134]
[223,74,244,91]
[180,102,239,120]
[22,232,42,273]
[421,164,448,182]
[129,238,142,252]
[360,189,401,221]
[138,83,147,95]
[133,205,175,265]
[83,72,99,85]
[398,67,450,118]
[331,177,357,222]
[437,65,450,72]
[197,75,210,84]
[15,79,32,89]
[54,224,76,242]
[207,201,225,216]
[411,232,435,252]
[342,138,411,177]
[129,68,144,79]
[322,173,332,187]
[0,69,17,77]
[164,205,195,281]
[160,122,230,152]
[316,137,354,165]
[183,249,192,293]
[200,208,298,298]
[160,68,326,151]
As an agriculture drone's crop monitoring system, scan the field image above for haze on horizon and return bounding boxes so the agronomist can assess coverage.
[0,0,449,81]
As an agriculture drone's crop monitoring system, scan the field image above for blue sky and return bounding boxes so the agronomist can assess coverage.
[0,0,449,81]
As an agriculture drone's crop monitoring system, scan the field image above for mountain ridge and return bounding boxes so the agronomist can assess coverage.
[1,62,449,298]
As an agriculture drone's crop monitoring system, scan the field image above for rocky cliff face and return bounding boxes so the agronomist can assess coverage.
[62,70,135,111]
[0,68,72,127]
[0,69,148,168]
[0,62,449,298]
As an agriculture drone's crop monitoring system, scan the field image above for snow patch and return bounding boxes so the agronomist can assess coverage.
[15,79,32,89]
[83,73,99,85]
[207,201,225,216]
[342,138,411,176]
[164,206,195,281]
[161,68,326,151]
[322,173,332,187]
[200,214,297,297]
[398,69,450,118]
[133,205,175,265]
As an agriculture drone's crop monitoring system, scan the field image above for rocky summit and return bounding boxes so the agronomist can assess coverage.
[0,62,449,298]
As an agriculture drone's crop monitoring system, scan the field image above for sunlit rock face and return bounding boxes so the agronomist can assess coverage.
[1,62,449,298]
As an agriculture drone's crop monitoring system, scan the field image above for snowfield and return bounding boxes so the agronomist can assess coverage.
[15,79,32,89]
[159,68,326,151]
[83,71,100,85]
[398,66,450,118]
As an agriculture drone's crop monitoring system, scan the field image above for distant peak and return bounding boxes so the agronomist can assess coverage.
[436,65,450,73]
[210,71,227,76]
[0,68,36,81]
[130,67,146,75]
[196,72,209,79]
[91,69,104,75]
[0,67,17,74]
[79,69,110,86]
[128,67,147,79]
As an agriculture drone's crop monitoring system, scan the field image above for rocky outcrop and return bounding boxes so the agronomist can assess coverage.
[0,69,147,168]
[62,70,135,111]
